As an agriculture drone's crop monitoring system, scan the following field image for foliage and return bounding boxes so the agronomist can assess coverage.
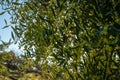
[1,0,120,80]
[0,51,18,79]
[0,51,49,80]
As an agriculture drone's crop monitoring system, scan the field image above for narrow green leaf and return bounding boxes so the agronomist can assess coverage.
[38,15,44,21]
[4,19,7,25]
[12,2,21,5]
[7,11,11,15]
[2,25,9,29]
[10,21,17,24]
[56,0,60,7]
[11,32,15,40]
[1,41,6,45]
[0,11,5,15]
[8,38,12,44]
[51,7,56,16]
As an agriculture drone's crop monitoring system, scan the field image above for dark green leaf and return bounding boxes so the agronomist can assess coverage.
[4,19,7,25]
[0,11,5,15]
[56,0,60,7]
[10,21,17,24]
[51,7,56,16]
[11,32,15,40]
[12,2,21,5]
[2,25,9,29]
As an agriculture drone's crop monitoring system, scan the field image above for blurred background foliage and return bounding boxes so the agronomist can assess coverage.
[0,0,120,80]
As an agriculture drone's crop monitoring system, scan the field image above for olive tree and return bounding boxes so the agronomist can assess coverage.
[1,0,120,80]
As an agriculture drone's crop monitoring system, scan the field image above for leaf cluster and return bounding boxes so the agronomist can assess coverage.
[1,0,120,80]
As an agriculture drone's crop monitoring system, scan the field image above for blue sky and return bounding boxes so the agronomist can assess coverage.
[0,5,23,55]
[0,7,11,43]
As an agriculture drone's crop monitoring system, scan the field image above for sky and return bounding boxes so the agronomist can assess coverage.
[0,5,23,55]
[0,8,11,43]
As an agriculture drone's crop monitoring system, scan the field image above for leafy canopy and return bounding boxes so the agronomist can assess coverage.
[0,0,120,80]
